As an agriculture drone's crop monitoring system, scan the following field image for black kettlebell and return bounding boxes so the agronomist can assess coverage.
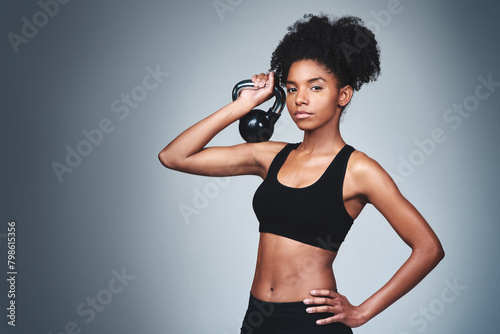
[232,79,286,143]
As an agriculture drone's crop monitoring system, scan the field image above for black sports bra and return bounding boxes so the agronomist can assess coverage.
[252,143,355,252]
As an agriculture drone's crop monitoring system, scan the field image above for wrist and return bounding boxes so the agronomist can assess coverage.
[356,304,371,326]
[230,97,258,116]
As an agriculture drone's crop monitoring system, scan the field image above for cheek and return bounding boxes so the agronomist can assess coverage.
[286,96,294,111]
[317,95,337,112]
[326,90,340,103]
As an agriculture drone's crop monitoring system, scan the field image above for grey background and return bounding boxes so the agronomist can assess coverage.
[1,0,499,333]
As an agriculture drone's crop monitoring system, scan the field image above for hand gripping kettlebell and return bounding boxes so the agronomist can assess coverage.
[232,79,286,143]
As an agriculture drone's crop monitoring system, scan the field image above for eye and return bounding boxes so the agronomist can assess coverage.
[286,87,297,93]
[311,86,322,91]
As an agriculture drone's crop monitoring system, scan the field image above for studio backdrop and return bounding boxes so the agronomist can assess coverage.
[2,0,499,333]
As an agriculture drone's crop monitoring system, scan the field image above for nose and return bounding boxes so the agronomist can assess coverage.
[295,89,308,105]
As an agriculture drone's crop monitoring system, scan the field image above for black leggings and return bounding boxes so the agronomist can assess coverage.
[240,293,353,334]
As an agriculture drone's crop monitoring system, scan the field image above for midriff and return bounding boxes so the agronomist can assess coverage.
[250,232,338,302]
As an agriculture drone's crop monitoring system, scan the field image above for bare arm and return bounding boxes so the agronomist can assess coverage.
[305,153,445,327]
[353,154,444,323]
[159,72,283,177]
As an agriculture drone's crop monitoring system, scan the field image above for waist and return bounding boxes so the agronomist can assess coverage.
[251,233,337,302]
[241,293,353,333]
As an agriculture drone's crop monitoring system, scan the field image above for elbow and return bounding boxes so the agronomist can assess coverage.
[158,148,179,170]
[158,149,170,168]
[435,242,445,263]
[412,239,445,268]
[426,240,445,266]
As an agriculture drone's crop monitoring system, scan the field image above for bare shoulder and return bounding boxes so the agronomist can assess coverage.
[348,150,385,175]
[252,141,288,178]
[254,140,288,154]
[347,149,400,200]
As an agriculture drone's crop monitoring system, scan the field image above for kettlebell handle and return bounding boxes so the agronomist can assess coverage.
[231,79,286,116]
[231,79,286,143]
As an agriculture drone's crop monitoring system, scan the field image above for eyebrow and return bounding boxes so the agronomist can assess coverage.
[286,77,326,85]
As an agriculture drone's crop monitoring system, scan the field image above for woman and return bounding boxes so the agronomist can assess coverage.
[159,14,444,333]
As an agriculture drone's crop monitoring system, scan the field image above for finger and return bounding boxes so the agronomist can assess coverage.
[265,71,275,88]
[253,73,266,87]
[305,305,338,314]
[315,314,344,325]
[305,299,342,310]
[303,297,334,305]
[265,71,274,84]
[260,73,271,87]
[309,289,339,298]
[251,73,265,86]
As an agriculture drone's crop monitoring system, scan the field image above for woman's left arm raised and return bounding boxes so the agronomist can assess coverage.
[305,152,445,327]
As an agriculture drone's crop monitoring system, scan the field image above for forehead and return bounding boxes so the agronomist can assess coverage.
[286,60,337,84]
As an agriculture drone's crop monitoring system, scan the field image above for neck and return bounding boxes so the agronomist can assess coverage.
[299,117,345,154]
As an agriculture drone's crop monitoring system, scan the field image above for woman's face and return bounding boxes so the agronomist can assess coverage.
[285,60,346,131]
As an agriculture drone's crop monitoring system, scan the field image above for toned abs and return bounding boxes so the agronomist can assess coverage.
[251,232,337,302]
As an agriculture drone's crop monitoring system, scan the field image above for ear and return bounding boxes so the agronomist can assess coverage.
[338,85,353,108]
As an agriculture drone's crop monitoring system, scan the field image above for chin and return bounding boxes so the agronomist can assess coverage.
[293,120,316,131]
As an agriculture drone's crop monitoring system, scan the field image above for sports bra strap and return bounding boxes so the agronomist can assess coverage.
[266,143,300,179]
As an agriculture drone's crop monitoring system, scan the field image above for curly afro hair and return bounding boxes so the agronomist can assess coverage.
[270,14,381,92]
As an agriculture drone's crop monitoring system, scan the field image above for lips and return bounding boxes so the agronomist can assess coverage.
[294,110,312,119]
